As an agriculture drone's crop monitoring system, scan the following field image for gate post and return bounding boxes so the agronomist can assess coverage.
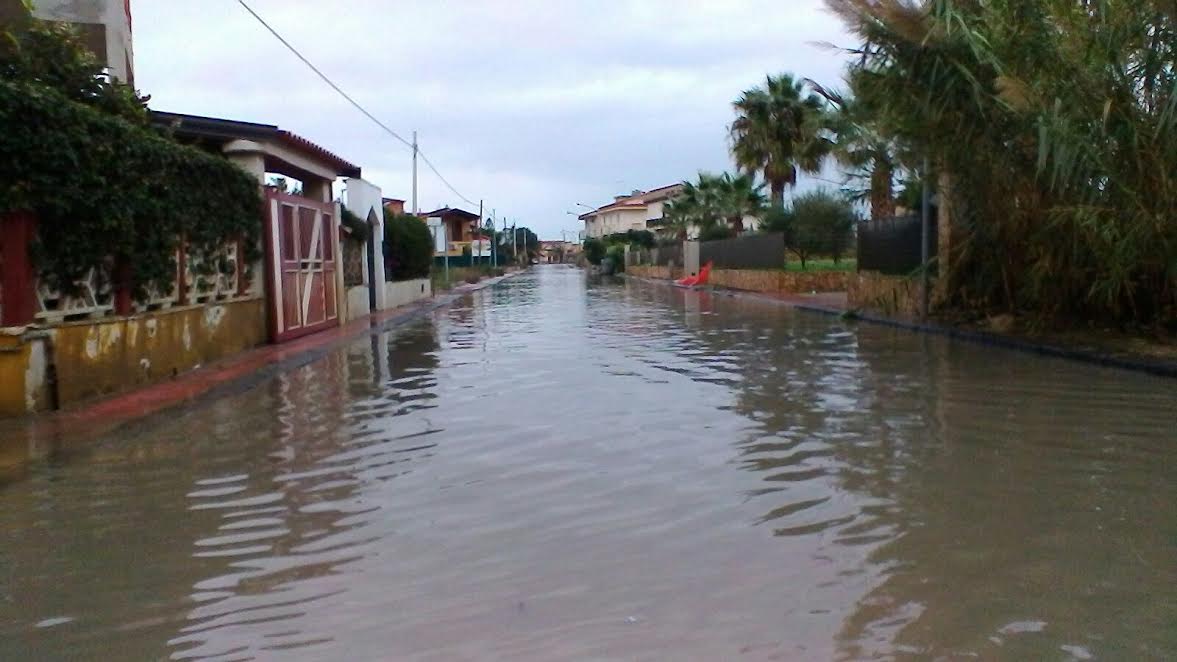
[1,212,38,327]
[112,256,133,316]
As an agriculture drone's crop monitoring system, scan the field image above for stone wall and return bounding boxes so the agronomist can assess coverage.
[628,266,847,294]
[847,270,924,317]
[709,269,848,294]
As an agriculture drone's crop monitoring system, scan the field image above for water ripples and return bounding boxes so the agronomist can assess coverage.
[0,267,1174,660]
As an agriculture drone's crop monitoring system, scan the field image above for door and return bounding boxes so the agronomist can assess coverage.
[264,190,339,343]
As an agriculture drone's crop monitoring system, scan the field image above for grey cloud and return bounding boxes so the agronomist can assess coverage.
[135,0,853,237]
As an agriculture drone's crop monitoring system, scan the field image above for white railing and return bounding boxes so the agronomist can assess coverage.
[35,265,115,325]
[31,242,258,325]
[185,242,243,304]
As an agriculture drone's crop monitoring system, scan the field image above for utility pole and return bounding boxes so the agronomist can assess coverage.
[411,130,419,215]
[491,208,497,268]
[478,199,484,265]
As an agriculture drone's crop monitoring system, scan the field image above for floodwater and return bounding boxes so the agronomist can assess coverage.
[1,266,1175,661]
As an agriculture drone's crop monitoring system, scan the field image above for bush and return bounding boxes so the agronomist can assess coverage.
[583,237,606,265]
[384,213,433,280]
[699,225,736,242]
[0,82,261,296]
[605,244,627,272]
[0,21,259,298]
[778,190,857,269]
[603,230,656,249]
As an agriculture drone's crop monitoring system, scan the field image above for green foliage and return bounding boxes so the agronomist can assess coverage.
[828,0,1177,328]
[772,190,857,269]
[0,81,260,297]
[499,226,541,262]
[699,225,736,242]
[340,207,371,242]
[731,73,833,205]
[0,21,259,298]
[605,244,627,272]
[583,237,607,265]
[1,20,148,123]
[603,229,656,249]
[384,213,433,280]
[666,172,766,237]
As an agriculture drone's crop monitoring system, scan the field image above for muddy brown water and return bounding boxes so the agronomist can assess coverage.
[1,266,1174,661]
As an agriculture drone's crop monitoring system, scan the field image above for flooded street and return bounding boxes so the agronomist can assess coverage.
[1,266,1175,661]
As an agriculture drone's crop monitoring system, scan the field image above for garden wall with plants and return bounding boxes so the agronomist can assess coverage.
[0,22,267,416]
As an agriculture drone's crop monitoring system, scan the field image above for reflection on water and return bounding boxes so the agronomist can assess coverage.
[1,266,1174,661]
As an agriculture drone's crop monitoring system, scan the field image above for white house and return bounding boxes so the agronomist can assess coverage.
[3,0,135,83]
[580,184,684,239]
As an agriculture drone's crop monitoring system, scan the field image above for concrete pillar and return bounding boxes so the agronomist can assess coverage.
[332,202,346,327]
[684,241,700,277]
[303,178,333,204]
[343,178,388,311]
[222,140,266,184]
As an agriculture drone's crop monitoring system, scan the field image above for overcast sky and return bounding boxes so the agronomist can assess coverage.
[135,1,854,239]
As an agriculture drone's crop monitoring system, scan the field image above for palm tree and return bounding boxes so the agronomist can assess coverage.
[730,73,833,207]
[667,172,766,236]
[714,172,766,233]
[807,81,900,220]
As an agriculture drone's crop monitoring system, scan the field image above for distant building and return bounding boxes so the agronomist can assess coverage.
[539,241,575,263]
[580,184,684,239]
[421,207,481,256]
[382,198,405,216]
[0,0,135,83]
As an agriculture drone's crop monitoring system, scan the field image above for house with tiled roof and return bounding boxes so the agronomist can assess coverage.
[579,184,685,239]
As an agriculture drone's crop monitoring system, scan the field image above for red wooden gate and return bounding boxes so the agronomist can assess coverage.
[264,190,339,343]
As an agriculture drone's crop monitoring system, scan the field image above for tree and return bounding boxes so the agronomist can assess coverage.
[770,190,857,269]
[826,0,1177,327]
[807,83,901,220]
[583,237,606,265]
[666,172,766,237]
[730,73,833,207]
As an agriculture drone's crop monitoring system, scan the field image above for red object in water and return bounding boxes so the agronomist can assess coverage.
[675,261,713,288]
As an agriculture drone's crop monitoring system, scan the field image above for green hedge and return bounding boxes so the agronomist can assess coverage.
[384,213,433,280]
[0,81,261,296]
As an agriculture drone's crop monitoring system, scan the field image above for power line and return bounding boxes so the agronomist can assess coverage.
[419,152,477,207]
[235,0,476,207]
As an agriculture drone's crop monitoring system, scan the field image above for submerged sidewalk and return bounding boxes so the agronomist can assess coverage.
[0,273,519,477]
[627,274,1177,379]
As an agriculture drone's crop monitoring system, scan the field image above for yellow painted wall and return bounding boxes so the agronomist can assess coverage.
[50,298,267,407]
[0,334,30,418]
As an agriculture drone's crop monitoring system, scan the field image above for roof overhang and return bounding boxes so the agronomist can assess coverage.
[151,111,362,179]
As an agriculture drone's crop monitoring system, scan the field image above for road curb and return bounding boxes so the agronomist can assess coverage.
[625,274,1177,379]
[2,271,524,454]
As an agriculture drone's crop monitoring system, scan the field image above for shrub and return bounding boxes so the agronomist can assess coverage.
[583,237,606,265]
[384,213,433,280]
[0,21,259,298]
[340,207,371,242]
[780,190,857,269]
[699,225,736,242]
[605,244,627,272]
[603,229,656,249]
